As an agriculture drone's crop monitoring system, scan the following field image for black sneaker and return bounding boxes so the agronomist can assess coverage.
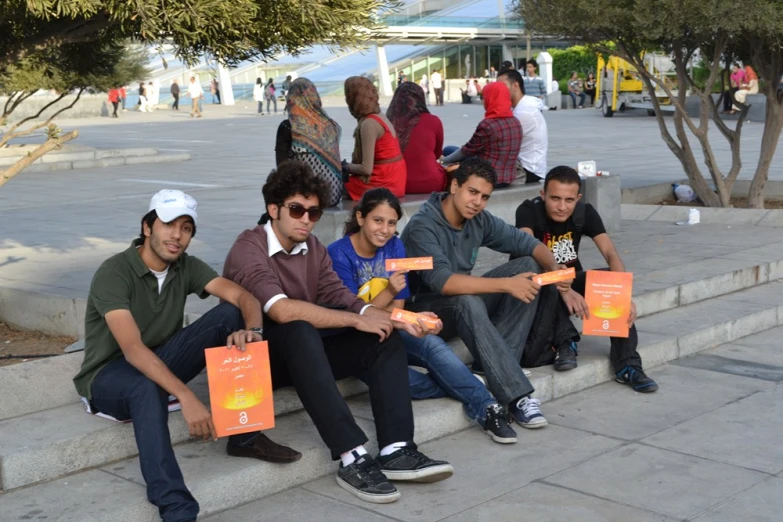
[377,443,454,483]
[616,366,658,393]
[336,452,400,504]
[481,403,517,444]
[554,341,578,371]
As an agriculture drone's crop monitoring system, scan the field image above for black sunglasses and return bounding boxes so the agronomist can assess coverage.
[283,203,323,222]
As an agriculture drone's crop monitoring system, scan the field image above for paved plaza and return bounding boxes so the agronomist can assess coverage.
[1,98,782,521]
[1,100,781,300]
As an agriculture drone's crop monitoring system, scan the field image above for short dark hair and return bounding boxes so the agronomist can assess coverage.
[526,59,538,70]
[454,157,497,187]
[498,69,525,95]
[260,160,328,224]
[139,209,196,241]
[344,188,402,236]
[544,166,582,191]
[500,60,514,71]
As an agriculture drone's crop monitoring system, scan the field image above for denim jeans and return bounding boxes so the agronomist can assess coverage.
[266,96,277,113]
[569,91,586,108]
[402,331,496,423]
[90,303,245,522]
[409,257,540,406]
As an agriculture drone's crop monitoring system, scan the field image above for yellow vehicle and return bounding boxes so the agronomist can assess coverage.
[597,54,679,117]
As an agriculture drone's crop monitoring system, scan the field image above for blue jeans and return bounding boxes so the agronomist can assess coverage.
[402,331,496,423]
[409,257,540,406]
[90,303,245,522]
[569,91,587,108]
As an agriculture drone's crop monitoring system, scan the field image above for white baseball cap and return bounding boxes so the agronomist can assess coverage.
[148,189,198,225]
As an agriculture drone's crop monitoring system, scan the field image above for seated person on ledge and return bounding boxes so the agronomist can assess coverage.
[73,189,300,522]
[222,160,453,505]
[515,166,658,392]
[401,157,562,431]
[328,188,518,444]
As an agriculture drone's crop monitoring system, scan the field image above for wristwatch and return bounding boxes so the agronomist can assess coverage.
[249,327,264,339]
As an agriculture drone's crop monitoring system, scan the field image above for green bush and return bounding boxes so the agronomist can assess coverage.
[546,45,597,84]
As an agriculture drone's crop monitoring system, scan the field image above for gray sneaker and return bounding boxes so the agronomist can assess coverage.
[376,443,454,483]
[336,452,400,504]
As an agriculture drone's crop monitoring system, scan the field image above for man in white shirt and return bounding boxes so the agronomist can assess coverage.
[186,76,204,118]
[431,69,444,106]
[498,69,549,184]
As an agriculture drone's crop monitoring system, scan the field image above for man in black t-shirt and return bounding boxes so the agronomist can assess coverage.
[516,166,658,393]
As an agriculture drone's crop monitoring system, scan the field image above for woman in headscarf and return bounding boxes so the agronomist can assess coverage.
[441,82,522,187]
[386,82,447,194]
[343,76,407,200]
[275,77,343,207]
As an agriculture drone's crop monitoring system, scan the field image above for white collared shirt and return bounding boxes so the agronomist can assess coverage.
[262,221,308,312]
[513,97,549,178]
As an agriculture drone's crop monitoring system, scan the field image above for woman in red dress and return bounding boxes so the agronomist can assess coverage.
[343,77,406,201]
[387,83,447,194]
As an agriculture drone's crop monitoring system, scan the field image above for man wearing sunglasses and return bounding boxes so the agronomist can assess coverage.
[223,160,454,505]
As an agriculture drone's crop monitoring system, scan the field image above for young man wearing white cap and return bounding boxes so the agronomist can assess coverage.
[73,190,300,522]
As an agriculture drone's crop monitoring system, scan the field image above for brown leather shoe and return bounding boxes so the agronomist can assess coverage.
[226,433,302,463]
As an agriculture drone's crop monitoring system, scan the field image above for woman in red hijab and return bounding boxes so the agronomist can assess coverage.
[387,82,447,194]
[441,82,522,187]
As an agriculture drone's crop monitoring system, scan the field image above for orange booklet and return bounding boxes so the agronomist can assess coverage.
[582,271,633,338]
[534,267,575,286]
[385,257,433,271]
[390,308,440,329]
[205,342,275,438]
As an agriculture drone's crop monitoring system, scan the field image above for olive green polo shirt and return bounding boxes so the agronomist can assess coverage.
[73,239,218,399]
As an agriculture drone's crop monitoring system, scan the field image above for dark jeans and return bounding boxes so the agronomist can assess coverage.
[434,87,444,105]
[111,101,119,117]
[266,97,277,113]
[90,303,246,522]
[172,93,179,110]
[409,257,540,406]
[572,269,642,372]
[264,320,414,460]
[569,91,587,108]
[522,284,580,368]
[723,87,738,112]
[257,101,263,114]
[402,331,496,423]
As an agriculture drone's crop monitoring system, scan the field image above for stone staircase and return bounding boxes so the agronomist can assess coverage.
[2,248,782,521]
[0,145,190,172]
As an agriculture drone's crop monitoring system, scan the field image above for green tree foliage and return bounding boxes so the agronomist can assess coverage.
[547,45,596,83]
[516,0,783,208]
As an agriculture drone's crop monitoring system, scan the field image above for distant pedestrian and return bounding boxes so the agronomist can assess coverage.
[120,86,127,111]
[187,76,204,118]
[419,73,429,104]
[108,88,121,118]
[253,77,265,115]
[170,80,180,111]
[431,69,444,106]
[211,78,221,104]
[138,82,148,112]
[265,78,277,114]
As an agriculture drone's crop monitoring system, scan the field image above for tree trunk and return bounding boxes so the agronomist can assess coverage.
[748,97,783,208]
[0,130,79,188]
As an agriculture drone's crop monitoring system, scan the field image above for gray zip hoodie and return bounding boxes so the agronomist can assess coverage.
[401,192,541,298]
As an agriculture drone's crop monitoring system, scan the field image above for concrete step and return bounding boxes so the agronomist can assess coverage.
[1,280,780,499]
[0,147,190,171]
[8,251,775,423]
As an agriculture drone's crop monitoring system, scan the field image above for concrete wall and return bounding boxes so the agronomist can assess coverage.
[0,93,108,123]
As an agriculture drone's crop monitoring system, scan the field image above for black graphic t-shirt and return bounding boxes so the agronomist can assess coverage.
[515,200,606,271]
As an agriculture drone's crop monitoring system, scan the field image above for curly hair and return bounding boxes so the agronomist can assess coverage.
[259,160,328,224]
[453,156,498,187]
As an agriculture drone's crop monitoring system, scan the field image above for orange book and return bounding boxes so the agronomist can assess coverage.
[534,267,575,286]
[385,257,434,271]
[390,308,440,329]
[204,342,275,438]
[582,271,633,338]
